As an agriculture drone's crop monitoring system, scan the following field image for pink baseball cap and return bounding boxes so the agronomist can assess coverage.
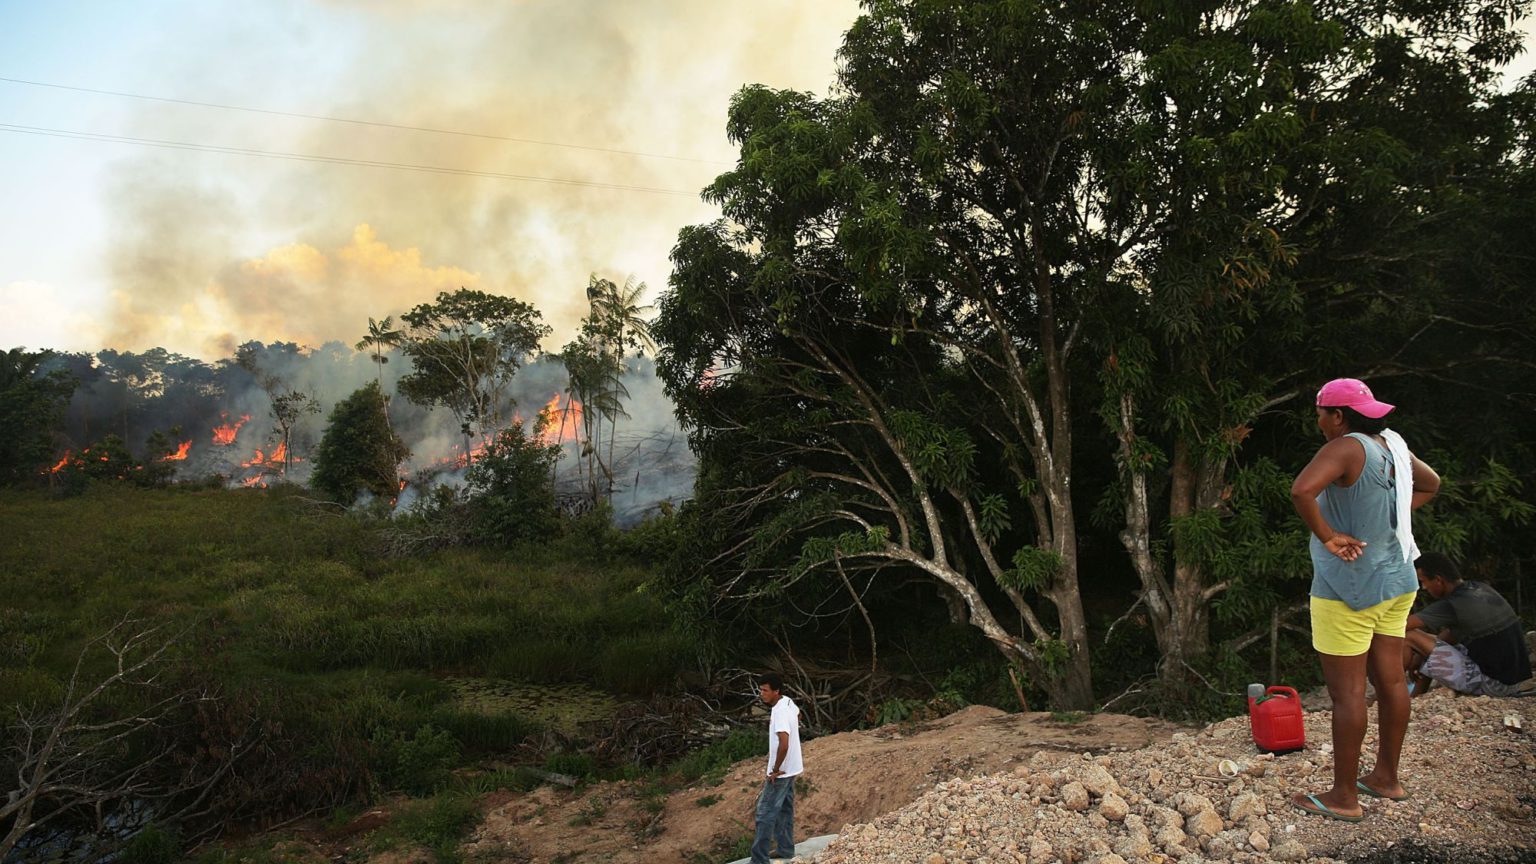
[1315,378,1395,418]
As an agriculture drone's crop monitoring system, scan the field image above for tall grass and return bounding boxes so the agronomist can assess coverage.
[0,485,701,816]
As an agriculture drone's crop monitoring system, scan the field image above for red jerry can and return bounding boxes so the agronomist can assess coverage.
[1247,685,1306,753]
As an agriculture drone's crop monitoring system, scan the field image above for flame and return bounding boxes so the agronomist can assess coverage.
[50,452,72,473]
[161,440,192,461]
[538,393,583,446]
[240,475,266,488]
[433,437,492,469]
[240,441,302,469]
[212,413,252,446]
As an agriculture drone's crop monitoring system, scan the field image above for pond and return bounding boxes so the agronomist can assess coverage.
[442,676,621,736]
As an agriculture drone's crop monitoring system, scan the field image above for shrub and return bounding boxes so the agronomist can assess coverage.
[462,422,561,545]
[121,824,180,864]
[373,723,461,795]
[311,382,410,504]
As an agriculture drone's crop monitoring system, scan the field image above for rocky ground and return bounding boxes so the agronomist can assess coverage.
[461,706,1181,863]
[813,689,1536,864]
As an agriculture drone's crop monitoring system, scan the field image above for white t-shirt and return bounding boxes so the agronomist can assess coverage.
[766,696,803,778]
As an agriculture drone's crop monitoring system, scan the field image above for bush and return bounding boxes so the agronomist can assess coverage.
[121,824,180,864]
[311,382,409,504]
[462,422,561,545]
[373,723,461,795]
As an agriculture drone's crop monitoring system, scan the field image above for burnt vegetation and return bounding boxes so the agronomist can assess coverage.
[3,0,1536,860]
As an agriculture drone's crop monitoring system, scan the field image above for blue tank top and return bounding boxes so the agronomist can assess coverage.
[1308,433,1417,610]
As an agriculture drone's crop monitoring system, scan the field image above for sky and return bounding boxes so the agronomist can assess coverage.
[0,0,861,360]
[1,2,1532,362]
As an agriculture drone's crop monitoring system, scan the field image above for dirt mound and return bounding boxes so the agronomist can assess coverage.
[462,705,1181,862]
[817,690,1536,863]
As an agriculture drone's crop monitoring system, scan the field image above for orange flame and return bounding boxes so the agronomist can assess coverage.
[538,393,583,446]
[50,452,72,473]
[212,413,252,446]
[161,440,192,461]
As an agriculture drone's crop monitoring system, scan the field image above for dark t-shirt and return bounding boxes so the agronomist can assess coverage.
[1417,581,1531,685]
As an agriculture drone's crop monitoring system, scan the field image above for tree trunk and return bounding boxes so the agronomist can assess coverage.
[1161,437,1228,687]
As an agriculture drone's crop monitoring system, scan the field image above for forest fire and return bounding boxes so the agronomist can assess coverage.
[240,441,296,469]
[161,440,192,461]
[211,413,252,446]
[539,393,583,446]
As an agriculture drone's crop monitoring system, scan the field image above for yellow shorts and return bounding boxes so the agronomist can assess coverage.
[1310,592,1416,657]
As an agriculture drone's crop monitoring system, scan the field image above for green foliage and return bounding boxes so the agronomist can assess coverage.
[373,724,461,795]
[461,421,561,545]
[668,729,762,784]
[872,696,923,726]
[0,347,76,484]
[0,485,699,834]
[380,791,481,863]
[398,288,552,437]
[1003,547,1063,593]
[311,382,410,504]
[121,824,181,864]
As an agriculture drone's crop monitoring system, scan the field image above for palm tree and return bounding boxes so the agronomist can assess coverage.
[587,275,655,498]
[355,316,404,430]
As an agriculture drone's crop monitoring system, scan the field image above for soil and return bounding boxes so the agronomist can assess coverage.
[461,706,1181,863]
[240,689,1536,863]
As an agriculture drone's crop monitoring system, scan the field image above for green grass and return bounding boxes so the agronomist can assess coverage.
[0,485,700,817]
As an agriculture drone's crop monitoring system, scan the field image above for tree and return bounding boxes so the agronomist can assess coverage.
[311,382,411,504]
[355,316,404,431]
[269,390,321,479]
[1089,0,1534,691]
[657,0,1184,708]
[0,348,76,484]
[589,275,656,488]
[398,289,552,454]
[0,620,254,861]
[559,275,656,505]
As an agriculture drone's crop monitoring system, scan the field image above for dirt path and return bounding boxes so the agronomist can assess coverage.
[462,706,1183,863]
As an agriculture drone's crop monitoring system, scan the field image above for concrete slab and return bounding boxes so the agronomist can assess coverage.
[723,833,838,863]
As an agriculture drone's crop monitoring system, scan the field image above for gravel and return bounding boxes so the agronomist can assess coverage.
[810,689,1536,864]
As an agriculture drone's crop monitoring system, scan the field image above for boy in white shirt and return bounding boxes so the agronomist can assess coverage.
[751,673,802,863]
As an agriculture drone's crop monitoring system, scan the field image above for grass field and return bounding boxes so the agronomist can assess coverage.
[0,485,697,824]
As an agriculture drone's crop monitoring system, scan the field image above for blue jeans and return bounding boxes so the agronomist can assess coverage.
[750,775,795,863]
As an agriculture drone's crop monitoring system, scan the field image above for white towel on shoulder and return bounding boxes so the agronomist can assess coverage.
[1380,428,1419,563]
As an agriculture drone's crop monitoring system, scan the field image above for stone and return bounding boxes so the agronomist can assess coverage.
[1061,782,1091,811]
[1113,832,1154,860]
[1028,838,1053,863]
[1081,764,1124,797]
[1249,831,1270,852]
[1099,792,1130,822]
[926,855,946,864]
[1203,836,1231,859]
[1175,793,1215,817]
[1148,806,1183,831]
[1270,840,1308,862]
[1154,826,1188,853]
[1228,792,1266,823]
[1096,856,1129,864]
[1146,767,1165,787]
[1186,809,1224,839]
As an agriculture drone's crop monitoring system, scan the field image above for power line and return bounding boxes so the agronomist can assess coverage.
[0,122,702,197]
[0,75,733,166]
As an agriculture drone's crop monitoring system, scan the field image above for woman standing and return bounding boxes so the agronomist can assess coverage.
[1290,378,1439,821]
